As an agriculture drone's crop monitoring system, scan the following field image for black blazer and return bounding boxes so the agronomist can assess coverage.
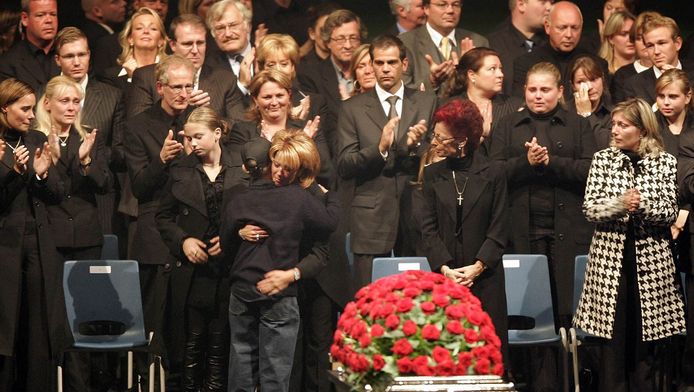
[297,57,342,120]
[489,106,596,315]
[415,153,508,354]
[125,103,189,265]
[622,63,694,105]
[81,19,112,52]
[98,66,131,92]
[127,63,246,126]
[91,34,122,80]
[0,40,60,91]
[0,130,69,358]
[610,62,639,103]
[82,78,127,170]
[46,126,112,248]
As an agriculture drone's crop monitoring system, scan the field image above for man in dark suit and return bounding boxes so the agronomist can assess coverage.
[488,0,551,95]
[399,0,488,93]
[511,1,609,101]
[205,0,255,95]
[0,0,60,91]
[53,27,126,237]
[125,55,193,366]
[621,15,694,105]
[80,0,126,46]
[297,9,365,119]
[385,0,427,36]
[128,14,246,126]
[336,35,436,290]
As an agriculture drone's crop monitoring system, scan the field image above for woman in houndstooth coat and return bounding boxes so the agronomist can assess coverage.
[574,98,686,390]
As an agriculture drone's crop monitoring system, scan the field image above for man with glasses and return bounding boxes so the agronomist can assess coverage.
[399,0,488,93]
[206,0,255,95]
[127,14,245,126]
[622,15,694,104]
[336,34,436,290]
[297,9,365,119]
[124,55,194,378]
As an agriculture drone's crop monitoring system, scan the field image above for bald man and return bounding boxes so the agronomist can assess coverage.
[510,1,609,100]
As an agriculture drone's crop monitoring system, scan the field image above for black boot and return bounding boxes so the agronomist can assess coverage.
[182,329,205,392]
[204,322,229,392]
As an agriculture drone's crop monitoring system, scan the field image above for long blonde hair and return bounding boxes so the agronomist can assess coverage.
[598,10,636,74]
[611,98,664,157]
[35,76,86,141]
[117,7,169,66]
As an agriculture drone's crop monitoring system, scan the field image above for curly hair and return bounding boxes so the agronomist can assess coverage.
[433,99,484,152]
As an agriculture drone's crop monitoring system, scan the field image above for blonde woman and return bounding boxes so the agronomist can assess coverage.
[575,98,686,390]
[599,10,636,75]
[101,7,168,88]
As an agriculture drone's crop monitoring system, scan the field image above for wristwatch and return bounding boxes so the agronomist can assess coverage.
[293,267,301,282]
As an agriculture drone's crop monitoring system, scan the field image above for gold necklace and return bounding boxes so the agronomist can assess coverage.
[451,170,468,206]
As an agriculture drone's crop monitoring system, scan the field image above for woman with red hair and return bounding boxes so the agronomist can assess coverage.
[415,98,509,364]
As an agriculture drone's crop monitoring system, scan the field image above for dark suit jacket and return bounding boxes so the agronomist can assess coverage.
[0,130,68,357]
[81,19,112,52]
[400,25,489,92]
[91,34,122,80]
[610,62,639,103]
[489,106,595,315]
[297,57,343,122]
[336,87,437,255]
[676,115,694,274]
[82,78,127,170]
[415,153,508,354]
[125,103,189,265]
[488,18,548,95]
[128,63,246,125]
[0,40,60,91]
[511,44,609,101]
[46,126,112,248]
[98,66,131,92]
[622,63,694,105]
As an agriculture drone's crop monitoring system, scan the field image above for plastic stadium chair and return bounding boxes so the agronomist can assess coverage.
[59,260,162,392]
[371,256,431,282]
[503,254,569,392]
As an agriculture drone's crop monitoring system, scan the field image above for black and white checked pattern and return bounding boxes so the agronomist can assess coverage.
[573,147,686,341]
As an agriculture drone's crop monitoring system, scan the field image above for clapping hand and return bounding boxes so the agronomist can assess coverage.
[303,115,320,139]
[13,144,29,174]
[406,119,427,148]
[525,136,549,166]
[291,94,311,120]
[78,128,98,166]
[33,142,53,179]
[159,130,184,164]
[189,89,211,107]
[623,188,641,212]
[379,117,399,154]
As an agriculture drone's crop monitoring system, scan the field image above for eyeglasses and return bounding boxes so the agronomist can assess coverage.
[431,133,456,144]
[164,83,194,94]
[213,22,244,35]
[430,1,461,10]
[330,35,360,45]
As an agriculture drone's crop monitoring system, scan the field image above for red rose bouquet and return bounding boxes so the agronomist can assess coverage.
[331,270,503,391]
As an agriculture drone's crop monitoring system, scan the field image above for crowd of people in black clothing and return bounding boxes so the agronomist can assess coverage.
[0,0,693,391]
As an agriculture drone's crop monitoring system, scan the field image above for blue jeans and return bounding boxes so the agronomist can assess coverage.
[228,294,300,392]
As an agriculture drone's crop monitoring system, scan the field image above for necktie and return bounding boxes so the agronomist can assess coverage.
[234,54,244,64]
[386,95,399,120]
[439,37,452,60]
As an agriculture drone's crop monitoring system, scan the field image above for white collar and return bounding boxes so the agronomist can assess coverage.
[375,81,405,102]
[425,22,456,48]
[654,60,682,78]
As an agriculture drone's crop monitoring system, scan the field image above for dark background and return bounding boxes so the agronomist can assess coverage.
[3,0,693,43]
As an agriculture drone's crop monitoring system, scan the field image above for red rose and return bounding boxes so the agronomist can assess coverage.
[402,320,418,336]
[379,303,396,318]
[355,287,369,299]
[392,277,407,290]
[333,329,343,343]
[464,329,479,343]
[352,354,371,372]
[432,346,452,363]
[385,314,400,329]
[420,301,436,314]
[412,355,429,367]
[458,352,473,368]
[421,324,441,340]
[418,280,435,291]
[403,286,422,297]
[474,358,491,374]
[396,357,413,373]
[432,293,450,307]
[467,310,485,326]
[397,297,414,313]
[344,302,358,317]
[358,334,371,348]
[372,354,385,371]
[350,320,367,339]
[491,349,502,364]
[435,359,456,376]
[492,363,504,376]
[445,304,465,319]
[415,364,435,376]
[330,344,341,361]
[446,320,464,335]
[392,338,414,356]
[370,323,385,338]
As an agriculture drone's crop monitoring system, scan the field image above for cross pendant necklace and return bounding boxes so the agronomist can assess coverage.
[451,170,468,206]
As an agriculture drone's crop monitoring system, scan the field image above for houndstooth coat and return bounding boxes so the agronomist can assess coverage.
[573,147,686,341]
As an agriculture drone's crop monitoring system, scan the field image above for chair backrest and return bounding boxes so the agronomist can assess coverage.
[63,260,148,348]
[573,255,589,312]
[503,254,558,343]
[100,234,120,260]
[371,257,431,282]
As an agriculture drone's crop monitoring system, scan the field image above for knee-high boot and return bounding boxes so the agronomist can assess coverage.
[182,329,205,392]
[204,321,229,392]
